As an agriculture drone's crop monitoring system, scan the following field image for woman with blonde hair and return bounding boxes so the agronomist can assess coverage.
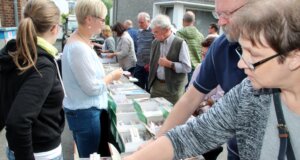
[93,25,115,54]
[61,0,122,158]
[0,0,65,159]
[101,25,115,53]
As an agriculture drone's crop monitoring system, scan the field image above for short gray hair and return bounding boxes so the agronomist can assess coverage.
[75,0,107,25]
[234,0,299,63]
[150,14,172,29]
[137,12,150,21]
[183,11,195,23]
[124,19,133,27]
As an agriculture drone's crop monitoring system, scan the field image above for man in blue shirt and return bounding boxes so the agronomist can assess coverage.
[194,34,245,93]
[151,0,248,159]
[123,19,138,53]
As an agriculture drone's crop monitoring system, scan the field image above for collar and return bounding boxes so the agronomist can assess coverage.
[139,26,151,32]
[160,33,174,45]
[37,37,58,58]
[253,88,277,96]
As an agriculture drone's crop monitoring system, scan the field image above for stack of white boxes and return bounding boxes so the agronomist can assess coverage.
[102,63,173,155]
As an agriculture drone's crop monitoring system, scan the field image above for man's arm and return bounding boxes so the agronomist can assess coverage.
[156,85,205,137]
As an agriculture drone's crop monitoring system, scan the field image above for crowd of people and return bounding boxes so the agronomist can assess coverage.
[0,0,299,159]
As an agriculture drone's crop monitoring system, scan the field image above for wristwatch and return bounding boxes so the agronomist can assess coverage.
[171,62,175,70]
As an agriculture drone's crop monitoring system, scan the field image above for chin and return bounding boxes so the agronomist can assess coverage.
[250,81,262,90]
[94,30,101,35]
[51,39,57,45]
[223,28,238,42]
[225,33,239,42]
[250,81,274,91]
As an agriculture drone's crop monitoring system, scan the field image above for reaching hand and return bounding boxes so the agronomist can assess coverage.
[107,53,115,59]
[111,68,123,80]
[92,42,102,48]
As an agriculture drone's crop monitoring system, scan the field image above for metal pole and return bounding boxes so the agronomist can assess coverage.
[13,0,19,26]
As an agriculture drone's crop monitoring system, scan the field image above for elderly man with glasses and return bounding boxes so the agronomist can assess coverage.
[148,14,191,105]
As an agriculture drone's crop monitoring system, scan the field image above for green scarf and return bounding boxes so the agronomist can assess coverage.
[37,37,58,58]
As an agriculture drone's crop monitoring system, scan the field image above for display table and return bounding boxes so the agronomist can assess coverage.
[102,63,173,154]
[74,63,173,159]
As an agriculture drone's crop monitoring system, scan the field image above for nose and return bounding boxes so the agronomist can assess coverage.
[218,17,229,26]
[237,58,247,70]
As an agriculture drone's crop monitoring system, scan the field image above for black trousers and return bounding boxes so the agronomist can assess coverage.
[202,146,223,160]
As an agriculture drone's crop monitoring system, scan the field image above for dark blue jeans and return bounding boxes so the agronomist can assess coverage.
[227,137,240,160]
[64,107,101,158]
[133,65,149,92]
[202,146,223,160]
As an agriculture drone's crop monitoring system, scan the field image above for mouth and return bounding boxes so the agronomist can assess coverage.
[244,70,252,78]
[247,76,253,82]
[246,74,254,82]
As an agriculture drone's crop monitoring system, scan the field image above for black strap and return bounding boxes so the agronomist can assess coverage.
[272,90,296,160]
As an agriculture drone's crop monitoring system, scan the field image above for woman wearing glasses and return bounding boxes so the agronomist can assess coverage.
[124,0,300,159]
[61,0,122,158]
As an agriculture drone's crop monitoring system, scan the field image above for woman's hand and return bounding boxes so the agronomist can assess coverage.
[107,53,116,58]
[111,68,123,80]
[104,68,123,84]
[92,42,102,48]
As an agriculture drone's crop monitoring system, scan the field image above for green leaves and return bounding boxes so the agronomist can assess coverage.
[102,0,113,9]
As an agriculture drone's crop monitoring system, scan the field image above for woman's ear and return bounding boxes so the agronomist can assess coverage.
[288,50,300,71]
[85,16,93,27]
[50,24,59,35]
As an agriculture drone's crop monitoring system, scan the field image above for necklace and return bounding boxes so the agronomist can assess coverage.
[76,30,93,48]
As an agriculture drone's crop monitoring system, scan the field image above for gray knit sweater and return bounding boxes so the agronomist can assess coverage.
[167,78,273,160]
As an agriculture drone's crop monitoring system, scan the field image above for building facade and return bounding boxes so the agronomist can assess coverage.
[113,0,217,36]
[0,0,26,27]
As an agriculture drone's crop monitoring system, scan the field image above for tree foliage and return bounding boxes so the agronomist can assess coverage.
[102,0,113,9]
[102,0,113,24]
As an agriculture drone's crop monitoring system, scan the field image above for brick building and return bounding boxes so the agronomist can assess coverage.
[0,0,28,27]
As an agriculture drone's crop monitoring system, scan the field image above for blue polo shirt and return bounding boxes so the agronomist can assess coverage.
[193,34,246,93]
[127,27,138,53]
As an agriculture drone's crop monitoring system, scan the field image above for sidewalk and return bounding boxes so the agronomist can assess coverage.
[0,121,74,160]
[0,130,7,160]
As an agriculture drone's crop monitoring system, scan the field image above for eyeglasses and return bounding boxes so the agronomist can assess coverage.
[53,24,63,30]
[58,24,64,29]
[217,4,245,19]
[93,16,105,23]
[235,47,280,70]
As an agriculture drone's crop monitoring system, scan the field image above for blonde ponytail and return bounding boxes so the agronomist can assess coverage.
[13,17,38,73]
[12,0,60,74]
